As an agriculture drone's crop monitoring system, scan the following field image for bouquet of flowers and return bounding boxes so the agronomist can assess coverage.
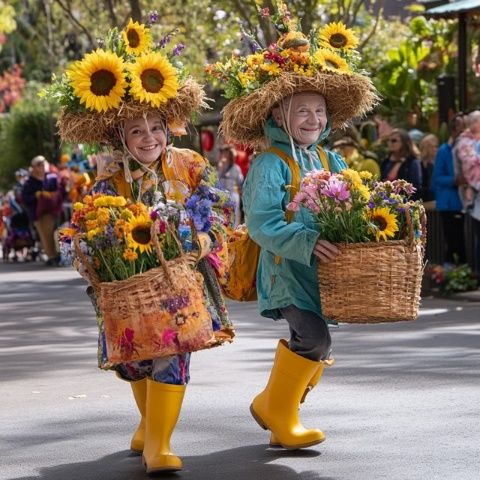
[287,169,426,323]
[59,193,217,364]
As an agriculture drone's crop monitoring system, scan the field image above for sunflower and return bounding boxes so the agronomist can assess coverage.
[368,207,399,242]
[318,22,359,50]
[126,213,153,254]
[67,50,127,112]
[314,49,351,74]
[122,19,152,56]
[128,53,179,107]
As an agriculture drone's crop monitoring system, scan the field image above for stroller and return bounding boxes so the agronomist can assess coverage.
[2,211,38,262]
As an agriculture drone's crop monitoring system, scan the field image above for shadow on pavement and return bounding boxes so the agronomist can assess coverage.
[9,445,336,480]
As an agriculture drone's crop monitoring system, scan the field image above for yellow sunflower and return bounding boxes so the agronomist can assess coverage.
[67,50,127,112]
[314,49,351,74]
[122,19,152,56]
[368,207,399,242]
[318,22,359,50]
[126,213,153,254]
[128,52,179,107]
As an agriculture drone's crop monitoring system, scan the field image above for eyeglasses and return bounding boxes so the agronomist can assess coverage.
[388,138,399,143]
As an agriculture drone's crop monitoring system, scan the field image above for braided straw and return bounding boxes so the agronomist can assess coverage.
[220,71,380,149]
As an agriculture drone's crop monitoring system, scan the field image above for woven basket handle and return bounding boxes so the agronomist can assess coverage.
[73,234,101,289]
[404,205,426,249]
[151,220,183,289]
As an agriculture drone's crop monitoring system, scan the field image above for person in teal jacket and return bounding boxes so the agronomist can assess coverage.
[213,5,378,451]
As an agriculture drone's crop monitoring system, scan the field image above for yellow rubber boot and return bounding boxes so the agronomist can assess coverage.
[269,363,325,447]
[142,380,185,473]
[130,378,147,454]
[250,339,326,450]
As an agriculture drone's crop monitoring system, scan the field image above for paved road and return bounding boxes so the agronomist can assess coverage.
[1,262,479,480]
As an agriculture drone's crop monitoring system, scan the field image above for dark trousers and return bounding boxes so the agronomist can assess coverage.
[473,217,480,274]
[440,211,466,264]
[279,305,332,362]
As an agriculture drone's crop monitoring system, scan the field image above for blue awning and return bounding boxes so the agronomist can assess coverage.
[425,0,480,18]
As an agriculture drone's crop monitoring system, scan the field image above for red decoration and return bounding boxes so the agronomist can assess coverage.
[201,129,215,152]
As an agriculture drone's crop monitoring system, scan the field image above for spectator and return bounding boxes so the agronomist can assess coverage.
[418,133,439,205]
[21,156,62,266]
[455,110,480,273]
[431,114,467,264]
[217,144,244,226]
[380,128,422,200]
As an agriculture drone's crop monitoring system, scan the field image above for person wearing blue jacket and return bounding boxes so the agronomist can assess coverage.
[431,114,467,264]
[216,11,378,449]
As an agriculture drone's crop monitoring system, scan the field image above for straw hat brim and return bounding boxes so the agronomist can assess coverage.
[58,77,208,144]
[220,71,379,149]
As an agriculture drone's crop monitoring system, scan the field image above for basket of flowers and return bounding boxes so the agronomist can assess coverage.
[287,170,426,323]
[61,193,218,363]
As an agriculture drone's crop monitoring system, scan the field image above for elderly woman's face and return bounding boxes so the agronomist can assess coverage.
[125,116,167,166]
[273,92,328,147]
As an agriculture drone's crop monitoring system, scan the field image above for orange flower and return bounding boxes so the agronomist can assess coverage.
[123,248,138,261]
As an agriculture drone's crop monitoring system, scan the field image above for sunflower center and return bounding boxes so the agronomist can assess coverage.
[325,59,340,69]
[131,226,151,245]
[373,215,388,231]
[127,28,140,48]
[141,69,165,93]
[329,34,347,49]
[90,69,117,96]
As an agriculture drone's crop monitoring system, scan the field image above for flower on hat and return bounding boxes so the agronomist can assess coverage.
[122,19,152,56]
[206,2,362,99]
[318,22,359,50]
[67,49,127,112]
[314,49,351,74]
[128,52,179,107]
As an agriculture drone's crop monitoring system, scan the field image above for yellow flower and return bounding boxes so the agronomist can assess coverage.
[341,168,362,186]
[246,53,264,68]
[238,72,254,87]
[314,49,351,74]
[93,195,127,208]
[128,52,179,107]
[96,207,111,226]
[359,171,373,181]
[122,19,152,56]
[318,22,359,50]
[67,50,127,112]
[58,227,77,238]
[126,213,153,254]
[86,227,103,241]
[86,219,99,231]
[114,219,129,238]
[73,202,84,211]
[368,207,399,242]
[123,248,138,261]
[260,62,282,75]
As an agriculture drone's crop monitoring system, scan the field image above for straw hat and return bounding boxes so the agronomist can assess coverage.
[45,19,207,144]
[208,5,379,149]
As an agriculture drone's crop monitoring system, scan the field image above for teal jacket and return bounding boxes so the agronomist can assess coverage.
[242,117,346,320]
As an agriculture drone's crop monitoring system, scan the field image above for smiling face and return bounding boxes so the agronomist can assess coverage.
[125,116,167,166]
[272,92,328,147]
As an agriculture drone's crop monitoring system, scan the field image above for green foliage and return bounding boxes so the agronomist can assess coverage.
[0,82,59,190]
[442,264,478,294]
[373,16,457,129]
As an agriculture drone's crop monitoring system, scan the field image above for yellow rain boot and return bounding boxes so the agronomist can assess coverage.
[250,339,326,450]
[142,380,185,473]
[130,378,147,454]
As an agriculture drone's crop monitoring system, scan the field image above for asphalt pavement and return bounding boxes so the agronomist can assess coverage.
[1,261,479,480]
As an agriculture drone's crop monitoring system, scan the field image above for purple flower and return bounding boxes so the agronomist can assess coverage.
[149,10,159,22]
[172,43,185,56]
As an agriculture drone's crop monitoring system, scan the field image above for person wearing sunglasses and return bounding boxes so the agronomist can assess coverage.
[380,128,422,200]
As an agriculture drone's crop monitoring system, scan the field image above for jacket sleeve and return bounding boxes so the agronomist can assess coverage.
[243,154,319,267]
[432,145,455,188]
[409,159,423,200]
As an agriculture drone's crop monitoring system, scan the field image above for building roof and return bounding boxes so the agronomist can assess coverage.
[424,0,480,18]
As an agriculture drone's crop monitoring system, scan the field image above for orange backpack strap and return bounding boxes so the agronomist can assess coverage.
[266,146,301,223]
[317,146,330,172]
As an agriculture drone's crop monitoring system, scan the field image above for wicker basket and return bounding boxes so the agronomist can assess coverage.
[317,211,425,324]
[74,223,220,363]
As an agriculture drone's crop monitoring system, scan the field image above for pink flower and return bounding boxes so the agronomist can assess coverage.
[287,201,300,212]
[321,178,351,202]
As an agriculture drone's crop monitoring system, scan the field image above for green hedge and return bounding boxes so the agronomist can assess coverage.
[0,82,59,190]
